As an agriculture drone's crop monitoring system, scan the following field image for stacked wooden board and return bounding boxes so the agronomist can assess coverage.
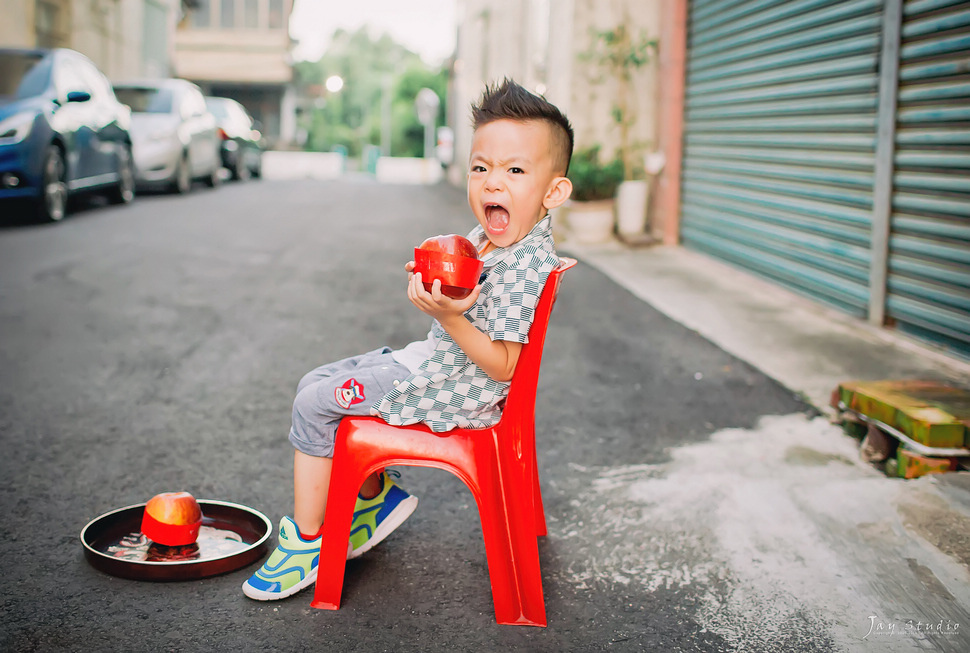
[833,380,970,479]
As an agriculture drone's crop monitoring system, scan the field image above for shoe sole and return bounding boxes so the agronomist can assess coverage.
[348,495,418,559]
[242,538,355,601]
[242,564,319,601]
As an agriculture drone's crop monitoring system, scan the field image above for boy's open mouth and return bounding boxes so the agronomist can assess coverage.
[484,203,510,234]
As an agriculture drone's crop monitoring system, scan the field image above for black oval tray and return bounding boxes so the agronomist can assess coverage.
[81,500,272,581]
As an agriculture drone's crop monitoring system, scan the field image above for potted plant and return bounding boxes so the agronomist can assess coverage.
[564,146,624,244]
[583,19,658,240]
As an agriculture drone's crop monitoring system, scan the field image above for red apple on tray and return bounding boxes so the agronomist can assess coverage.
[413,234,484,299]
[141,491,203,546]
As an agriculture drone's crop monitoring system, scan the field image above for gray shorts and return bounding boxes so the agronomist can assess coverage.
[288,347,411,457]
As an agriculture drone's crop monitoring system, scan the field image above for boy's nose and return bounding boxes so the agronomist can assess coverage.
[484,171,504,191]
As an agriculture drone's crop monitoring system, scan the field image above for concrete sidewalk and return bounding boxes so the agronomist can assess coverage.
[563,239,970,651]
[563,240,970,413]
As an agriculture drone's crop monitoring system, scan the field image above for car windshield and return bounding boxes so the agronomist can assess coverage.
[114,86,173,113]
[206,100,230,119]
[0,51,52,100]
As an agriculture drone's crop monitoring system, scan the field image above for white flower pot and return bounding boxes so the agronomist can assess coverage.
[615,179,649,238]
[566,199,615,244]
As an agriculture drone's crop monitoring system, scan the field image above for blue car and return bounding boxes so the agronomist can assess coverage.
[0,48,135,221]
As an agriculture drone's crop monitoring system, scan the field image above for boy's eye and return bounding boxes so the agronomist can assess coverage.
[471,165,486,173]
[509,167,524,174]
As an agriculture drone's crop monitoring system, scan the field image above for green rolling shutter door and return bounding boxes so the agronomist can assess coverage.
[682,0,884,317]
[887,0,970,353]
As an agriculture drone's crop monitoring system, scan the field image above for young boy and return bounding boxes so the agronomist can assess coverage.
[243,78,573,601]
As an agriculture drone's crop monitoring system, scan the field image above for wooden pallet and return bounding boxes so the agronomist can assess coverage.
[832,380,970,479]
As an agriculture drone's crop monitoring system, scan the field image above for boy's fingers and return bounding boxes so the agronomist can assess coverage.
[408,272,421,302]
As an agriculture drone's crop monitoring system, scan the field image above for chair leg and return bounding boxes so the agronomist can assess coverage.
[310,468,361,610]
[476,476,547,626]
[532,453,547,537]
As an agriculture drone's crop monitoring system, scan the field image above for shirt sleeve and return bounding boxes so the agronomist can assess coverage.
[485,262,548,344]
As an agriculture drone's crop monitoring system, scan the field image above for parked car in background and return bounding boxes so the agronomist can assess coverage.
[0,47,135,221]
[112,79,220,193]
[205,96,262,181]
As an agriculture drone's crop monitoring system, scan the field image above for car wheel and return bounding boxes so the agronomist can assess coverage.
[172,153,191,194]
[36,146,68,222]
[251,155,262,179]
[204,164,221,188]
[108,145,135,205]
[232,159,250,182]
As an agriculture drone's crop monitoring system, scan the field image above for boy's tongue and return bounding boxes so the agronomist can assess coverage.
[485,205,510,233]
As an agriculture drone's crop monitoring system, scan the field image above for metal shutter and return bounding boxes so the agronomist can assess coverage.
[681,0,884,317]
[885,0,970,353]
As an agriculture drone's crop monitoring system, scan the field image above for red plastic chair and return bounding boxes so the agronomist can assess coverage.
[310,257,577,627]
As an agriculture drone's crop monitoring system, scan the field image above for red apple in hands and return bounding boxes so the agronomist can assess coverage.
[413,234,483,299]
[418,234,479,259]
[141,491,203,546]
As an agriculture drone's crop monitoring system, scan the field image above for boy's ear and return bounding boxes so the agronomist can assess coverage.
[543,176,573,210]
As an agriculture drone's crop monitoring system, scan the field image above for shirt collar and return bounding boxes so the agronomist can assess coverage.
[470,215,553,266]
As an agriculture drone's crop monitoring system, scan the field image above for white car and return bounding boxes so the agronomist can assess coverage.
[113,79,221,193]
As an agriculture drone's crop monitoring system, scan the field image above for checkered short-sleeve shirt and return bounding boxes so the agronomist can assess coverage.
[374,216,559,432]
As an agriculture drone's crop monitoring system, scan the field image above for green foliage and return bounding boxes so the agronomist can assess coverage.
[294,28,448,159]
[569,147,625,202]
[580,22,658,181]
[589,25,656,71]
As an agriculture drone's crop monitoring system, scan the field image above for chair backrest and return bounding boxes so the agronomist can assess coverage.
[501,257,577,421]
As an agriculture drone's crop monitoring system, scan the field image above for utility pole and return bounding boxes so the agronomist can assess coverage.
[415,88,440,159]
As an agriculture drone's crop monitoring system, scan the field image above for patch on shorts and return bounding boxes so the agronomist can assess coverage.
[335,378,366,409]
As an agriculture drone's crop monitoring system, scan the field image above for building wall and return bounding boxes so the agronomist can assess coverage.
[174,0,294,145]
[174,29,291,83]
[0,0,175,80]
[1,1,39,48]
[72,0,144,79]
[568,0,661,166]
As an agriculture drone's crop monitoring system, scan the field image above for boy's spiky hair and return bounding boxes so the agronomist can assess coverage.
[471,78,574,175]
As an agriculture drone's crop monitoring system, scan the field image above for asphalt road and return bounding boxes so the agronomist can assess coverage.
[0,177,817,652]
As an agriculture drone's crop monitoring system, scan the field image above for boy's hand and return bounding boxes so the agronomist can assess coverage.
[404,260,519,382]
[407,269,481,319]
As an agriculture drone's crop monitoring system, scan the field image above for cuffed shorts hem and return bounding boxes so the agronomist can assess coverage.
[289,428,336,458]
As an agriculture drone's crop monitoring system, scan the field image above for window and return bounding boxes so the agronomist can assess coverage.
[190,0,211,28]
[268,0,284,29]
[0,51,51,99]
[36,0,69,48]
[244,0,258,28]
[221,0,236,28]
[114,87,174,114]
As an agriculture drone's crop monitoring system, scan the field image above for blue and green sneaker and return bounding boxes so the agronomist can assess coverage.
[242,516,322,601]
[348,470,418,559]
[242,472,417,600]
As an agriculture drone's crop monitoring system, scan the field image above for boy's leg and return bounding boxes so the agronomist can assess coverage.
[293,450,333,537]
[295,348,378,395]
[243,350,416,600]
